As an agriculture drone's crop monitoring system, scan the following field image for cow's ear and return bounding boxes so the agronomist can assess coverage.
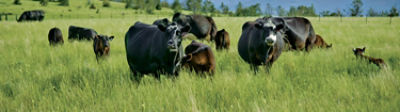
[181,25,191,33]
[362,47,366,51]
[186,54,193,61]
[157,24,167,32]
[161,18,169,24]
[255,23,263,29]
[108,36,114,41]
[274,24,284,32]
[173,12,181,19]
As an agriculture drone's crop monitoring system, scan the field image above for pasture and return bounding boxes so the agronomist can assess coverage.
[0,1,400,110]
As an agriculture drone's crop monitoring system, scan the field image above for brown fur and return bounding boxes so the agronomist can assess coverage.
[182,41,216,75]
[206,16,218,41]
[314,34,332,48]
[214,29,230,50]
[353,47,386,68]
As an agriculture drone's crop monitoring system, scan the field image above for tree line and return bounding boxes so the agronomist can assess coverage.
[14,0,400,17]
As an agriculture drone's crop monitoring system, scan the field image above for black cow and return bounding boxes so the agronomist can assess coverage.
[68,26,98,40]
[238,18,285,73]
[93,35,114,61]
[17,10,45,22]
[48,27,64,46]
[172,13,217,41]
[256,17,317,51]
[125,21,191,81]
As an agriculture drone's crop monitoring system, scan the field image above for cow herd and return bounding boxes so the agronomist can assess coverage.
[44,12,387,82]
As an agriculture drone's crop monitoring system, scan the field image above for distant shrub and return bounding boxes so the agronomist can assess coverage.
[103,0,111,7]
[13,0,21,5]
[40,0,48,6]
[89,4,96,9]
[59,0,69,6]
[155,3,161,10]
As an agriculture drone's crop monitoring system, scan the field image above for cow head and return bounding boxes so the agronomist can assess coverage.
[94,35,114,58]
[255,19,284,46]
[172,13,191,27]
[158,22,191,52]
[353,47,366,57]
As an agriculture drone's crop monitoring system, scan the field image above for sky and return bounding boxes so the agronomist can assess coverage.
[165,0,400,16]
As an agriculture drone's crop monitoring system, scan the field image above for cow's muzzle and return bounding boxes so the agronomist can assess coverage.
[168,40,178,52]
[265,38,275,46]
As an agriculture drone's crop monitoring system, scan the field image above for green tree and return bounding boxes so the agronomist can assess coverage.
[172,0,182,13]
[265,3,273,16]
[277,5,286,16]
[388,6,399,17]
[103,0,111,7]
[59,0,69,6]
[220,2,229,14]
[235,2,243,16]
[14,0,21,5]
[367,8,378,17]
[160,0,169,8]
[350,0,363,16]
[320,10,330,17]
[125,0,133,9]
[40,0,48,6]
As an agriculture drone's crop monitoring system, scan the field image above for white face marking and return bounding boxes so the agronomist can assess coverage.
[264,19,276,29]
[265,33,277,46]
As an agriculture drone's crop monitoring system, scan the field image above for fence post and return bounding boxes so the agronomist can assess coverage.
[340,15,342,22]
[389,16,392,24]
[5,15,8,21]
[0,15,2,21]
[365,16,367,24]
[319,14,320,22]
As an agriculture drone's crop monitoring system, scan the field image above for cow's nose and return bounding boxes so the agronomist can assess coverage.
[265,38,275,46]
[167,40,176,49]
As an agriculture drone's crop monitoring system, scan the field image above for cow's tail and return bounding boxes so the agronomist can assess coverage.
[206,16,217,41]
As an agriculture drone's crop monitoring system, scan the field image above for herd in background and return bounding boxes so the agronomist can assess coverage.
[43,12,386,82]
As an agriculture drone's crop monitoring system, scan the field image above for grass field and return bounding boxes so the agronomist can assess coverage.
[1,0,400,111]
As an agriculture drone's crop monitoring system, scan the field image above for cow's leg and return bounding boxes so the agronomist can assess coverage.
[128,66,142,83]
[250,65,258,75]
[305,38,314,52]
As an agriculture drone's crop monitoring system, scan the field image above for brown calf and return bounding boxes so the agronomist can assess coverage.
[182,40,216,75]
[214,29,230,50]
[353,47,386,68]
[93,35,114,61]
[314,34,332,48]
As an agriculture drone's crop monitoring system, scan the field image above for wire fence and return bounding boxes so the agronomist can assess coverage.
[1,13,399,24]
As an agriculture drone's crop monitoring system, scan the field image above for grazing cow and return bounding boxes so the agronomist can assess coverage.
[93,35,114,61]
[68,26,98,40]
[314,34,332,48]
[256,17,317,51]
[181,40,215,75]
[153,18,171,26]
[214,29,230,50]
[238,18,285,73]
[17,10,45,22]
[352,47,386,68]
[125,21,191,81]
[48,27,64,46]
[172,13,217,41]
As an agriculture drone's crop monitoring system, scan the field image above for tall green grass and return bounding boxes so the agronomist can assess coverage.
[0,15,399,111]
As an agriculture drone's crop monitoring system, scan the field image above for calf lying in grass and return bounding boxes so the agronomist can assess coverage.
[352,47,386,68]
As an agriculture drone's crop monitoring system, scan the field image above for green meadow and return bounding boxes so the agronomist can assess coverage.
[1,0,400,111]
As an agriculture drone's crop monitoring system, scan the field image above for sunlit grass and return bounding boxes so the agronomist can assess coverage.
[0,9,399,111]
